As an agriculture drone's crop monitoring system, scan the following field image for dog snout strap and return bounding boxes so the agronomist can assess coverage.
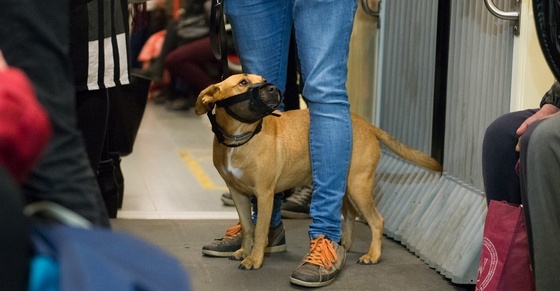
[214,83,280,124]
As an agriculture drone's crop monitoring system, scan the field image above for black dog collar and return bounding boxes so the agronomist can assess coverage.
[207,111,263,147]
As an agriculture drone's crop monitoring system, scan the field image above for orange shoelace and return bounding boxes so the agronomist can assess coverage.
[223,223,242,239]
[303,236,338,269]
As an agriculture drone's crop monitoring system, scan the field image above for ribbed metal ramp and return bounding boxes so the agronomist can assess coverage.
[374,150,486,284]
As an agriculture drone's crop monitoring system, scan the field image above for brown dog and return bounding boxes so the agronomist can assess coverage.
[195,74,442,270]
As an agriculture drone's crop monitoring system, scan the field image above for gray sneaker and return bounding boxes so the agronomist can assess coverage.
[290,236,346,287]
[221,192,235,206]
[281,184,313,219]
[202,222,287,257]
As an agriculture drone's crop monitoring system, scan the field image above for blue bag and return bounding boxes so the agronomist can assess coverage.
[27,202,191,291]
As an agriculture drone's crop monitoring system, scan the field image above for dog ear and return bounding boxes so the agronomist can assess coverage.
[195,85,220,115]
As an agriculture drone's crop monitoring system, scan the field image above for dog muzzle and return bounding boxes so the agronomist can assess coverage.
[214,82,283,123]
[206,82,283,147]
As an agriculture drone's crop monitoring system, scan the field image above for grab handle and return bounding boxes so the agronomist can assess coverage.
[484,0,520,35]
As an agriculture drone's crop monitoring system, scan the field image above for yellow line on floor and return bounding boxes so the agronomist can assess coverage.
[178,149,228,190]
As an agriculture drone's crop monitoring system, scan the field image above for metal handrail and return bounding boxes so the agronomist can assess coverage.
[361,0,380,18]
[484,0,519,21]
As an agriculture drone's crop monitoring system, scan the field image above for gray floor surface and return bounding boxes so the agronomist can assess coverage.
[111,102,475,290]
[111,218,474,291]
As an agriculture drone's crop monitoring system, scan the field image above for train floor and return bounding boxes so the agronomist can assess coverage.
[111,100,475,291]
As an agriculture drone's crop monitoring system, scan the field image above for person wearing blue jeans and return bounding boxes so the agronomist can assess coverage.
[202,0,357,287]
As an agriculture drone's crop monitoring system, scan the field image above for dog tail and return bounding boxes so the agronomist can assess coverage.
[373,127,443,172]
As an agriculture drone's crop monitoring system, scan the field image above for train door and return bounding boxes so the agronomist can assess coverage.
[361,0,552,284]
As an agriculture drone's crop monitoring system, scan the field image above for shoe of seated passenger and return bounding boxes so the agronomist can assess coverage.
[220,192,235,206]
[290,235,346,287]
[202,222,287,257]
[281,183,313,219]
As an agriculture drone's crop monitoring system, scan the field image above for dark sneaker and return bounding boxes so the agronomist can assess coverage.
[281,183,313,218]
[266,222,287,253]
[290,236,346,287]
[221,192,235,206]
[202,222,287,257]
[202,223,242,257]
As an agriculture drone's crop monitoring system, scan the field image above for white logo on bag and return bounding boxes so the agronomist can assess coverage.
[476,237,498,291]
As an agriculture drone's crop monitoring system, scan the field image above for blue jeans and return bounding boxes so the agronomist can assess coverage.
[225,0,356,242]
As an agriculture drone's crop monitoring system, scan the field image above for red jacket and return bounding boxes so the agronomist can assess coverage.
[0,67,51,182]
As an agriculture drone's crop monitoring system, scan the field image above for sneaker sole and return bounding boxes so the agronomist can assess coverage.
[221,196,235,206]
[290,276,337,287]
[220,196,235,206]
[202,244,287,257]
[202,249,235,257]
[281,210,311,219]
[265,244,287,253]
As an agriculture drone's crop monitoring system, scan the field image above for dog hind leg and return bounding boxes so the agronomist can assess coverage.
[341,195,358,251]
[347,174,384,265]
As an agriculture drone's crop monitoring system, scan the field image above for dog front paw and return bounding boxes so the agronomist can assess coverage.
[238,256,263,270]
[357,253,380,265]
[230,249,245,261]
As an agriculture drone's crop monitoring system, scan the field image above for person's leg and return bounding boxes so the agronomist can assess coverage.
[75,89,110,172]
[130,25,149,69]
[97,144,120,219]
[280,28,313,218]
[164,37,220,92]
[164,37,218,111]
[288,1,357,287]
[225,0,292,92]
[225,0,293,227]
[0,167,31,291]
[293,0,357,244]
[201,0,292,258]
[147,7,169,36]
[283,27,302,111]
[521,113,560,290]
[250,194,283,227]
[0,0,110,227]
[516,117,543,279]
[134,20,180,82]
[482,109,537,204]
[155,19,181,60]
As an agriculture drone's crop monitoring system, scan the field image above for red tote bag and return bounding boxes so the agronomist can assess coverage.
[475,200,535,291]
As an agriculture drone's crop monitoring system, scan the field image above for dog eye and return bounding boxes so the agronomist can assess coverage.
[239,79,249,86]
